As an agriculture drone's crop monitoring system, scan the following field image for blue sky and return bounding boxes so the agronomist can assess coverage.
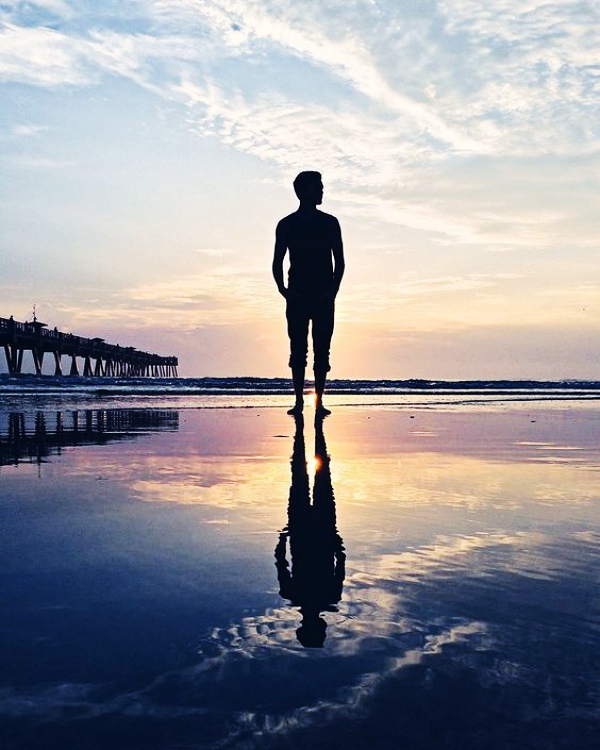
[1,0,599,378]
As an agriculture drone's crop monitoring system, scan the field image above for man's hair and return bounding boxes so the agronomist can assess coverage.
[293,171,322,200]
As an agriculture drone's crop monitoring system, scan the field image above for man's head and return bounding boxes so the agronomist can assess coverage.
[293,171,323,205]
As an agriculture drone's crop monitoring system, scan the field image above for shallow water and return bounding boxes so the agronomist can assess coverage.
[0,402,599,749]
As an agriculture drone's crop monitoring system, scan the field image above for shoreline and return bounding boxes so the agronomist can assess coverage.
[1,391,600,415]
[1,375,600,414]
[1,373,600,395]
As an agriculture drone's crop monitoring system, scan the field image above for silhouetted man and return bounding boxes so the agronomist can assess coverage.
[272,171,345,417]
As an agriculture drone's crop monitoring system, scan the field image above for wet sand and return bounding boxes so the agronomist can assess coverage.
[0,401,599,749]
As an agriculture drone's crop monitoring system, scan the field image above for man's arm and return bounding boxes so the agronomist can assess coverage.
[272,221,289,299]
[324,217,345,300]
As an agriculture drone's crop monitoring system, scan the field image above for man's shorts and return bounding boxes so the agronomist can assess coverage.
[286,294,335,372]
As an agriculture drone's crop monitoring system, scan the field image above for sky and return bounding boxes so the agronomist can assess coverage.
[1,0,599,379]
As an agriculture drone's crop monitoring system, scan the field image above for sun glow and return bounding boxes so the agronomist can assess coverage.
[307,455,322,476]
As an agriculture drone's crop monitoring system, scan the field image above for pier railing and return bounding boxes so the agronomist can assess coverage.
[0,316,178,377]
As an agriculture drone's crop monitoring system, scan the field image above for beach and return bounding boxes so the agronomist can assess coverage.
[0,394,599,749]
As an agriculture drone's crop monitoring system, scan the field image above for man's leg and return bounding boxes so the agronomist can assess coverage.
[286,297,309,414]
[313,371,330,417]
[289,364,306,415]
[313,368,329,413]
[312,299,335,417]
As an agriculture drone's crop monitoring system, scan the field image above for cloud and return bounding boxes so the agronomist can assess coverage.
[0,23,95,86]
[164,0,600,156]
[39,266,277,333]
[393,273,518,297]
[0,19,207,90]
[9,122,48,137]
[194,247,236,257]
[125,269,275,324]
[434,0,600,153]
[6,155,76,168]
[1,0,74,21]
[174,0,482,151]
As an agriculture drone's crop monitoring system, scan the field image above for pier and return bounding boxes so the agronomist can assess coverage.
[0,316,178,377]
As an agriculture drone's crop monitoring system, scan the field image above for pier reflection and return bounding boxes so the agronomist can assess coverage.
[276,416,346,647]
[0,408,179,466]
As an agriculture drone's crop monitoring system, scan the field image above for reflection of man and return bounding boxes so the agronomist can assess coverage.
[272,171,345,417]
[275,415,345,647]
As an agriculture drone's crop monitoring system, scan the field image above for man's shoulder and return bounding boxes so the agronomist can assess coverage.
[278,210,301,223]
[317,210,340,226]
[276,212,297,233]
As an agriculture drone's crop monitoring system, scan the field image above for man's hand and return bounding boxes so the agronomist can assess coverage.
[320,286,337,303]
[280,286,304,301]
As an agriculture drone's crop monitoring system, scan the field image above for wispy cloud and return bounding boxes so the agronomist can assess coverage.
[393,273,521,297]
[1,0,75,22]
[6,154,76,168]
[163,0,482,151]
[125,270,275,323]
[193,247,236,257]
[43,267,277,331]
[0,23,95,86]
[9,122,48,137]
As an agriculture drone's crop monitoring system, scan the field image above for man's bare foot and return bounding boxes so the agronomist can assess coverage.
[287,402,304,416]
